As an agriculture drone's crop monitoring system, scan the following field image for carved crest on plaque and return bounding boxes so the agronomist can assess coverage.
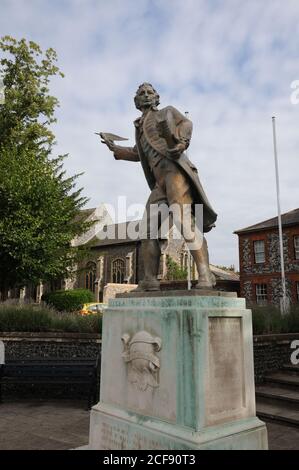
[121,330,162,391]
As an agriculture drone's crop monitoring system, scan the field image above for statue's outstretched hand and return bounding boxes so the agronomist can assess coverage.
[97,132,129,155]
[101,137,115,152]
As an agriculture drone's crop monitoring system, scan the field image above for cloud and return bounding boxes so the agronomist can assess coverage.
[1,0,299,266]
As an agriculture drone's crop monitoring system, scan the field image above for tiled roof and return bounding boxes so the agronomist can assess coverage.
[89,221,141,247]
[234,208,299,234]
[73,208,96,224]
[89,219,171,247]
[210,265,240,281]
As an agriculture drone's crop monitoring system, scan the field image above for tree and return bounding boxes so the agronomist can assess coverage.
[0,36,89,297]
[165,255,187,281]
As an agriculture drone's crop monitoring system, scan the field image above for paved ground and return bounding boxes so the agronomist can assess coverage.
[265,420,299,450]
[0,400,298,450]
[0,400,89,450]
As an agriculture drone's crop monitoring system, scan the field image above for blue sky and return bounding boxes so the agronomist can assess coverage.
[1,0,299,267]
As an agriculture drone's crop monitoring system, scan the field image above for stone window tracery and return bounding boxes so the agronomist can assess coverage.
[112,258,125,284]
[85,261,96,292]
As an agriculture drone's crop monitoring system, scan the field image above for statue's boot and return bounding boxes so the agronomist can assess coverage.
[195,265,216,289]
[191,238,216,289]
[174,204,215,290]
[136,239,161,291]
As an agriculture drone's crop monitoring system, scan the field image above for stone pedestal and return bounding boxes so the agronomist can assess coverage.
[89,292,268,450]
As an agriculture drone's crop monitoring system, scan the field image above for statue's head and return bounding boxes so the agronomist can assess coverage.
[134,82,160,111]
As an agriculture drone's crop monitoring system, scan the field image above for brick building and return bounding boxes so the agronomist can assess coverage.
[235,208,299,305]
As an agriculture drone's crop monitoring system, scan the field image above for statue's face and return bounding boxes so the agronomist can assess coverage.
[135,84,159,111]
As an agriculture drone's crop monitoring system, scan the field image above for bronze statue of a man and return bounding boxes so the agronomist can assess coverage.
[100,83,217,290]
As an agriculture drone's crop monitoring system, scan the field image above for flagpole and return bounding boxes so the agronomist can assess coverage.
[272,116,287,313]
[185,111,192,290]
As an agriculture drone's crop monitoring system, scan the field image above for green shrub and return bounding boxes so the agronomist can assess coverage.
[251,304,299,335]
[165,255,187,280]
[251,306,267,335]
[282,304,299,333]
[42,288,94,312]
[0,303,102,333]
[0,304,52,332]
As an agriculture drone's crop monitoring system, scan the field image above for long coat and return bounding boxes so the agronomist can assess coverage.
[114,106,217,232]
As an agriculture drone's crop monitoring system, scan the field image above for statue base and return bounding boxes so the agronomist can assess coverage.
[89,293,268,450]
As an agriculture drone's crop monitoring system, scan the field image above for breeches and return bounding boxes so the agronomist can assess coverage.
[140,158,200,241]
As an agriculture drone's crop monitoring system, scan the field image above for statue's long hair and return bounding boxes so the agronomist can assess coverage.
[134,82,160,110]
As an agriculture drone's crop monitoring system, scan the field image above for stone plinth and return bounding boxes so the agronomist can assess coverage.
[89,293,268,449]
[104,283,138,303]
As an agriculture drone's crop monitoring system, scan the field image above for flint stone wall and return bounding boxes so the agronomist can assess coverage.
[0,332,100,360]
[0,332,298,391]
[253,333,299,383]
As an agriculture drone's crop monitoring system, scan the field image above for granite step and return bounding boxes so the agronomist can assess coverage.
[281,364,299,376]
[263,372,299,391]
[256,385,299,410]
[256,401,299,427]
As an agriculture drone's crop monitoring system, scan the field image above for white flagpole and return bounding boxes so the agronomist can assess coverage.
[272,116,287,313]
[185,111,192,290]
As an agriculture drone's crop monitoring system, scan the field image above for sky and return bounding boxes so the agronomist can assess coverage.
[1,0,299,268]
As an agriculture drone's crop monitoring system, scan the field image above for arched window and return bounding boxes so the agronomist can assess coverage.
[112,258,125,284]
[181,250,196,280]
[85,261,96,292]
[181,251,189,270]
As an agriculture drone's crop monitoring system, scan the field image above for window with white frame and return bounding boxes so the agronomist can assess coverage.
[254,240,265,264]
[294,236,299,260]
[256,284,267,305]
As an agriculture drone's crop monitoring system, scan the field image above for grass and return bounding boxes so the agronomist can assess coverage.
[0,302,102,334]
[251,304,299,335]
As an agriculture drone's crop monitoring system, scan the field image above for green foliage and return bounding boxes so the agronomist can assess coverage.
[0,36,63,149]
[285,306,299,332]
[165,255,187,280]
[0,303,102,333]
[0,145,88,290]
[42,288,94,312]
[0,303,53,332]
[252,304,299,335]
[0,36,90,293]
